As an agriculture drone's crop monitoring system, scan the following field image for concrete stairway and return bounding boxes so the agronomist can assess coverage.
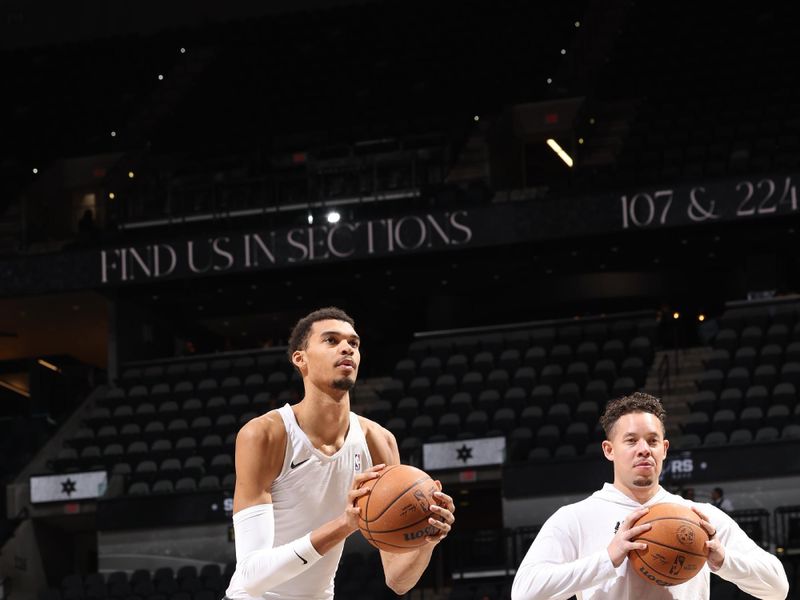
[642,346,712,436]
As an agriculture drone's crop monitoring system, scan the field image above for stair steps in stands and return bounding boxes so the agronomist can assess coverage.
[643,346,712,437]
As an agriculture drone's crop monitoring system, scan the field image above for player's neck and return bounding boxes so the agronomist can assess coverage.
[613,480,660,505]
[295,387,351,445]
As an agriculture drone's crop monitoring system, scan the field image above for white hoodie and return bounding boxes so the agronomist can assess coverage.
[511,483,789,600]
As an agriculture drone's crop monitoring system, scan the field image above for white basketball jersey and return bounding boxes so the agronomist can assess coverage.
[228,403,373,600]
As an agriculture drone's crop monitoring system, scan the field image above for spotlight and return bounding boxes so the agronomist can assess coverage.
[307,213,314,224]
[326,211,341,224]
[673,312,680,320]
[546,138,574,167]
[180,47,186,54]
[158,74,164,81]
[110,131,117,137]
[32,168,38,174]
[128,171,135,179]
[698,314,706,322]
[108,192,116,200]
[473,115,480,122]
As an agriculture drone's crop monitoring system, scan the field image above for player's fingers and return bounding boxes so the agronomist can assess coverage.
[433,490,454,507]
[353,469,382,487]
[348,487,372,503]
[690,508,715,537]
[428,516,451,532]
[625,522,652,539]
[622,507,650,529]
[430,504,454,524]
[691,506,710,521]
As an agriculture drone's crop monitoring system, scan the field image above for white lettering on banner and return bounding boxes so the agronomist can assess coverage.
[328,223,358,258]
[211,237,234,271]
[187,240,212,274]
[154,244,177,278]
[98,211,475,284]
[307,226,329,260]
[128,247,151,279]
[244,233,277,267]
[286,228,308,262]
[449,210,472,244]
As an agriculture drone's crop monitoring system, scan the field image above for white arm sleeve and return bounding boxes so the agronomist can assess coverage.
[707,506,789,600]
[233,503,323,597]
[511,508,620,600]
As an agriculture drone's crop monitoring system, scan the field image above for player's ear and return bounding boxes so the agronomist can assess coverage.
[292,349,306,372]
[601,440,614,461]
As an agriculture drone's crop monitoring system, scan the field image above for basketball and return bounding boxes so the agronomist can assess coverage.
[628,503,709,586]
[356,464,441,553]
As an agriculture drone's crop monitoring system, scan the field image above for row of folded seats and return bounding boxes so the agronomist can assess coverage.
[84,393,276,433]
[404,318,658,364]
[698,364,800,401]
[102,374,301,407]
[117,353,295,390]
[378,402,610,462]
[681,407,800,437]
[392,348,651,394]
[40,554,390,600]
[40,564,232,600]
[716,302,800,333]
[673,423,800,449]
[384,361,648,406]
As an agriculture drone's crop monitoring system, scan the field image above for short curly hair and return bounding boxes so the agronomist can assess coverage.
[599,392,666,439]
[287,307,355,364]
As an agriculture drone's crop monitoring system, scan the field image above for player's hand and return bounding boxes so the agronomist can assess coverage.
[607,507,652,567]
[425,480,455,544]
[691,506,725,570]
[344,464,385,532]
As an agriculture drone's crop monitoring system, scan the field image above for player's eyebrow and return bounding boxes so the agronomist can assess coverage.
[319,330,361,340]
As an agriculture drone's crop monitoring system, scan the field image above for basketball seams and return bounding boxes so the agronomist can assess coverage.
[360,513,432,534]
[635,537,708,559]
[639,515,705,529]
[357,465,437,552]
[633,550,689,583]
[361,474,433,523]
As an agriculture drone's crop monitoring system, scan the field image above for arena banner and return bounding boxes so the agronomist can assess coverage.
[30,470,107,503]
[503,440,800,498]
[423,436,506,471]
[0,172,798,295]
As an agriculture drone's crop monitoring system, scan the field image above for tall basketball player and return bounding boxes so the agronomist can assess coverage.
[224,307,456,600]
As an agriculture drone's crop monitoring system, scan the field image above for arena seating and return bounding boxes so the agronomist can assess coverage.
[374,314,658,465]
[49,351,304,495]
[678,300,800,449]
[38,553,398,600]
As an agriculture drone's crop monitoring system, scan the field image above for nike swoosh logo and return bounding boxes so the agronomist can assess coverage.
[294,550,308,565]
[291,458,310,469]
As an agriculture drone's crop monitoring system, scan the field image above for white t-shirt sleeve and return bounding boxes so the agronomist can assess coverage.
[511,507,620,600]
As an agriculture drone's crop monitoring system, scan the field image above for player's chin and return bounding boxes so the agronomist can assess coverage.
[332,376,356,391]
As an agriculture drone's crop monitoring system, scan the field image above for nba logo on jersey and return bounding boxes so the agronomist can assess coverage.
[354,452,362,472]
